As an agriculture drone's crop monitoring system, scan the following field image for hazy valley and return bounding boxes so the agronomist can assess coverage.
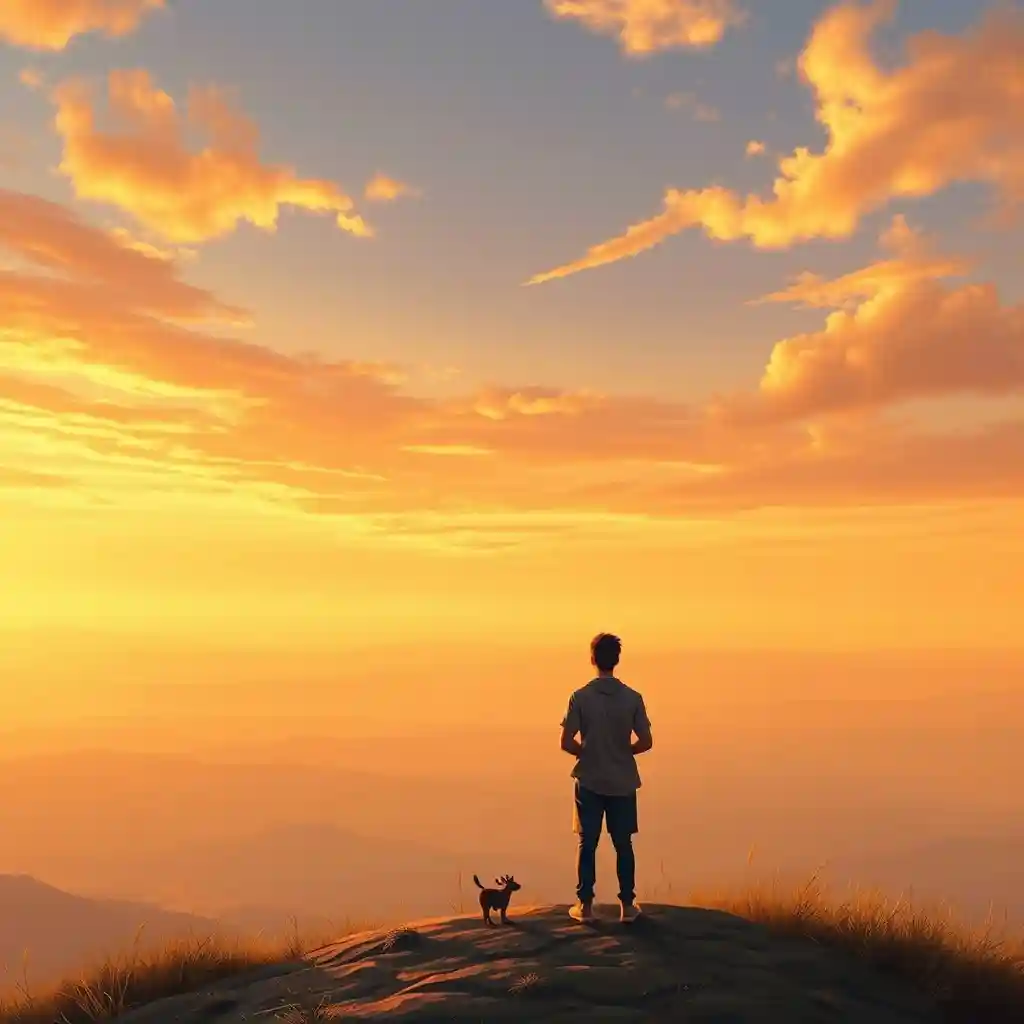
[4,649,1022,993]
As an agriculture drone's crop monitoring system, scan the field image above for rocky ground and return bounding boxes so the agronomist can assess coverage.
[116,903,938,1022]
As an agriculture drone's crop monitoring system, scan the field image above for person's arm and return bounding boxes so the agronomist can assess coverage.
[560,725,583,757]
[559,694,583,756]
[631,731,653,755]
[631,695,653,755]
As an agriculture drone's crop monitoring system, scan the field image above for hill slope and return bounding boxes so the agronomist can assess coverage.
[0,876,215,991]
[112,903,936,1023]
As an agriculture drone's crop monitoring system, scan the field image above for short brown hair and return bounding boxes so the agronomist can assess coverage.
[590,632,621,672]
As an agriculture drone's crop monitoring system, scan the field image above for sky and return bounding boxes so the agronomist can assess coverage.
[1,0,1023,696]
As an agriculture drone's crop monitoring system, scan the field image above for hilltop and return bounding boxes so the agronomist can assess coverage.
[4,881,1023,1022]
[16,904,938,1023]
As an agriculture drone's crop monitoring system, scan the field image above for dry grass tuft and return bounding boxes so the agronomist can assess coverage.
[0,916,368,1024]
[508,970,543,997]
[694,871,1024,1023]
[0,934,276,1024]
[379,926,418,954]
[274,992,335,1023]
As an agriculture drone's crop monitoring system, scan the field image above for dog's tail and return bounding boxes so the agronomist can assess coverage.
[472,874,484,889]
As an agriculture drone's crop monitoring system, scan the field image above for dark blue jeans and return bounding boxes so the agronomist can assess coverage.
[573,781,638,905]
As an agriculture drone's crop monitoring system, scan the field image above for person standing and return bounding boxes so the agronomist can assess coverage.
[559,632,653,923]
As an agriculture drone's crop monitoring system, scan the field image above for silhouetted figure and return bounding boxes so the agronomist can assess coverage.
[559,633,654,923]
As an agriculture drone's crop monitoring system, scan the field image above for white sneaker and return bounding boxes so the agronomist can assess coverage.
[568,900,594,922]
[619,901,642,923]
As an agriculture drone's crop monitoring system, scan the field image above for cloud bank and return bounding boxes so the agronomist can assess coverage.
[529,0,1024,283]
[2,189,1022,549]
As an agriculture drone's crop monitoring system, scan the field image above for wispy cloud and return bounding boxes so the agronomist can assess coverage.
[543,0,744,55]
[18,67,43,88]
[401,444,494,457]
[51,70,374,244]
[364,173,420,203]
[528,1,1024,283]
[0,0,163,50]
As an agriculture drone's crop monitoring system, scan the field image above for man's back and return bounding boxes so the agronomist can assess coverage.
[560,634,652,922]
[563,676,649,797]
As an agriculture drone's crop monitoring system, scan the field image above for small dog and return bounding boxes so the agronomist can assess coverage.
[473,873,521,925]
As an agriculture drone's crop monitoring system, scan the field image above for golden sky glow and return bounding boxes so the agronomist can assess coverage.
[1,0,1022,680]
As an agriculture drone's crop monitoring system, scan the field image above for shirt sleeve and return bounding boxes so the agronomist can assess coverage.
[560,693,581,734]
[633,695,652,734]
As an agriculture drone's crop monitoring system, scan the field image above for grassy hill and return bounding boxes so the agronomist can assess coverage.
[1,877,1020,1023]
[0,875,217,993]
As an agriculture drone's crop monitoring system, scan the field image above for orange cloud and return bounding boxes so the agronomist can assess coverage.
[721,219,1024,422]
[528,1,1024,283]
[18,67,43,89]
[0,0,162,50]
[51,70,374,244]
[752,216,971,310]
[364,174,419,203]
[745,139,765,157]
[0,189,246,323]
[543,0,744,54]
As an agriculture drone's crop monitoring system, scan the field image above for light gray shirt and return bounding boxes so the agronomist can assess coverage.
[561,676,651,797]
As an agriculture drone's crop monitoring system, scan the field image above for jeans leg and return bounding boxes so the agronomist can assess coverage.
[576,831,599,903]
[574,782,603,903]
[603,791,638,904]
[609,831,636,904]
